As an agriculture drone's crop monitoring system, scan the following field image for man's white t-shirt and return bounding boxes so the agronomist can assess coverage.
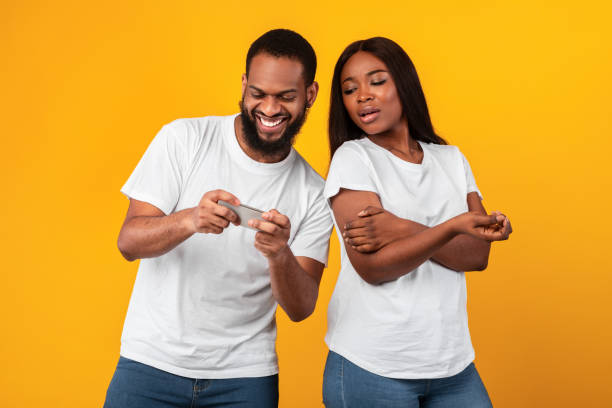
[120,114,332,379]
[323,137,482,379]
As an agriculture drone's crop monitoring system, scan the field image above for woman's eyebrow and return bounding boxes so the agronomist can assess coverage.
[342,69,388,84]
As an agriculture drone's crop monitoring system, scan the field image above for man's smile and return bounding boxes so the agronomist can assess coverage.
[255,113,289,133]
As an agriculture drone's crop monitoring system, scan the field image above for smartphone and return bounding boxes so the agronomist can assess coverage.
[218,200,265,230]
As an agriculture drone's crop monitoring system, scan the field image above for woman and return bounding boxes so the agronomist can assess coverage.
[322,37,512,408]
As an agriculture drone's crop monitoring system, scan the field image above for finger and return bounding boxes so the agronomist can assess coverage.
[353,244,376,253]
[213,204,239,224]
[249,219,280,234]
[254,241,271,256]
[344,218,367,232]
[209,189,240,206]
[345,236,370,246]
[352,245,370,253]
[344,227,369,239]
[473,214,498,226]
[262,210,290,229]
[358,206,384,217]
[208,214,230,229]
[206,225,224,234]
[502,218,513,238]
[255,231,273,245]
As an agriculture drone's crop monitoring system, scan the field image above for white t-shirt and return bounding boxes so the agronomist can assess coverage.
[323,137,482,379]
[120,114,332,379]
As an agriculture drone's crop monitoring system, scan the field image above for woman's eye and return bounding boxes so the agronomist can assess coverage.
[343,88,356,95]
[372,79,387,86]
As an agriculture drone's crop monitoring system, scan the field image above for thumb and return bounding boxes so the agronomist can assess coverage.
[212,190,240,206]
[473,213,498,226]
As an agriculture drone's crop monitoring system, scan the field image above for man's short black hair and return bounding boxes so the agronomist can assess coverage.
[246,29,317,85]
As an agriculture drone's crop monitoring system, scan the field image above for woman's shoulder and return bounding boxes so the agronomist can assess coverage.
[332,137,371,161]
[421,141,462,159]
[336,137,369,152]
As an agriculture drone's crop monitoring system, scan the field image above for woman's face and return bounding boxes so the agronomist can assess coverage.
[340,51,403,136]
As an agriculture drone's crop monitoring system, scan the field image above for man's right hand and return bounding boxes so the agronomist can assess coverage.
[189,190,241,234]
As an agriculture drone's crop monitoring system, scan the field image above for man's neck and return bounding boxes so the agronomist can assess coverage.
[233,115,291,163]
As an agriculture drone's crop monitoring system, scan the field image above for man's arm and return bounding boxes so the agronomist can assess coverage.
[343,192,510,271]
[117,190,241,261]
[249,210,324,322]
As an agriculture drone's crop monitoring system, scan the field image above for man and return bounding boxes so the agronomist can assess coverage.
[104,29,333,408]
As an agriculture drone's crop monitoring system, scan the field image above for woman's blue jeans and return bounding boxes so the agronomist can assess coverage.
[323,351,493,408]
[103,356,278,408]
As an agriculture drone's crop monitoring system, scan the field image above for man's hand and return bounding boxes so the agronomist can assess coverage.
[343,206,402,253]
[249,209,291,258]
[190,190,241,234]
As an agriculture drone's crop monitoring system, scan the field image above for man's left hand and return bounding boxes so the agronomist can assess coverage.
[249,209,291,258]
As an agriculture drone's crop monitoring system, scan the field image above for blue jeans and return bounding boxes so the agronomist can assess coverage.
[104,357,278,408]
[322,351,493,408]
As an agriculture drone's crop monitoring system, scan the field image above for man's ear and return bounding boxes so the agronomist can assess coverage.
[241,73,247,95]
[306,81,319,108]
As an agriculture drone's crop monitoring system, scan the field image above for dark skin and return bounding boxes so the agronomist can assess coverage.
[332,51,512,285]
[342,192,512,272]
[117,54,323,322]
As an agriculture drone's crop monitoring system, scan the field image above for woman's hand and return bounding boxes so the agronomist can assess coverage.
[451,211,512,242]
[343,206,402,253]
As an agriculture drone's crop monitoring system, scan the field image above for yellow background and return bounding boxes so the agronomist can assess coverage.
[2,1,611,406]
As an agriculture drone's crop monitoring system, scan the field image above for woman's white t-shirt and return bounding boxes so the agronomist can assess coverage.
[323,137,482,379]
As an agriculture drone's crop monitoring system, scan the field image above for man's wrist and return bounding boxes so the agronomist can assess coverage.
[179,207,197,234]
[267,244,291,263]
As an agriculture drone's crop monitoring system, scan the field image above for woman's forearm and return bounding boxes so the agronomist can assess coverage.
[392,217,490,271]
[351,218,459,284]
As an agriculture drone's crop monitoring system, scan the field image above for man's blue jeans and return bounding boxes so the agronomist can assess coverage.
[322,351,493,408]
[103,357,278,408]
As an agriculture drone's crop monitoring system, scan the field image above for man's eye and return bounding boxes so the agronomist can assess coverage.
[252,93,264,99]
[281,95,296,101]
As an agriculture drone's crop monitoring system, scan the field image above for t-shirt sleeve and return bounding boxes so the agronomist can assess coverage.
[323,144,378,200]
[289,187,333,266]
[121,122,188,215]
[459,150,483,200]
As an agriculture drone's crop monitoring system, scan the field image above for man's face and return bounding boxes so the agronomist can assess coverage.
[240,53,318,155]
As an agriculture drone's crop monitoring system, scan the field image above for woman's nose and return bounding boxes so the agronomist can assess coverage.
[357,92,373,103]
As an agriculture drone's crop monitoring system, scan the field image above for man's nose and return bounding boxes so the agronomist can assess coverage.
[259,96,282,117]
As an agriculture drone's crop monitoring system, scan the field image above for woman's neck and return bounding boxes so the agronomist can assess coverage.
[368,120,424,164]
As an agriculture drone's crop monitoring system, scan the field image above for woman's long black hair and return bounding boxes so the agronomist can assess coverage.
[329,37,446,159]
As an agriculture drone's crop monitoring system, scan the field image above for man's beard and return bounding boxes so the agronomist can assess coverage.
[239,100,308,156]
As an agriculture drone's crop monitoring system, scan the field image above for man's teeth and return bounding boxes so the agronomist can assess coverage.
[260,117,283,127]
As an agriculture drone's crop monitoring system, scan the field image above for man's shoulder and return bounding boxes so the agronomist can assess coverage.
[290,150,326,190]
[162,114,234,136]
[155,114,236,152]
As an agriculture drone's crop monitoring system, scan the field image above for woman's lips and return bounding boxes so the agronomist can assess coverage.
[358,110,380,124]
